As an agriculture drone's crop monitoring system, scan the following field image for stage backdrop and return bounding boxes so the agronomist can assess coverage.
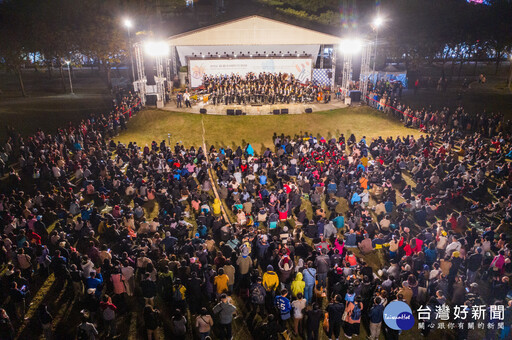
[189,58,312,88]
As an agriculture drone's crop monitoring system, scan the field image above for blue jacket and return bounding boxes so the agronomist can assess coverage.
[369,304,384,323]
[275,295,291,318]
[333,216,345,229]
[351,192,361,205]
[86,273,103,297]
[303,268,316,286]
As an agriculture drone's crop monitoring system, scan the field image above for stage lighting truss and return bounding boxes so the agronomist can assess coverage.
[359,43,373,101]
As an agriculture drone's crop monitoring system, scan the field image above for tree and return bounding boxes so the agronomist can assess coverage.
[78,1,127,88]
[485,0,512,74]
[32,0,80,88]
[0,0,35,97]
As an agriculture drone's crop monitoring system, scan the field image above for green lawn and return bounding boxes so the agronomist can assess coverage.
[117,106,420,152]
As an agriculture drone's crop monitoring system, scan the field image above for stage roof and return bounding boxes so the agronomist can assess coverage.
[168,16,341,46]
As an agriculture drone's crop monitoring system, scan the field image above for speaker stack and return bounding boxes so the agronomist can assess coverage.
[227,109,235,116]
[273,109,280,115]
[305,108,313,113]
[200,108,207,114]
[281,109,289,114]
[235,109,242,116]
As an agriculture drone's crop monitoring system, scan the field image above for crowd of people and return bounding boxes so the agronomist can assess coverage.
[199,72,331,105]
[0,82,510,340]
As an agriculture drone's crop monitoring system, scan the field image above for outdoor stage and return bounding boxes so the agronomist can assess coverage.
[163,100,348,115]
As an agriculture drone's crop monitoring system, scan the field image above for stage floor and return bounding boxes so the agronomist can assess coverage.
[163,100,347,115]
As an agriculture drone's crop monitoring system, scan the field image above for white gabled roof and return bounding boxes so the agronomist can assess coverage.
[168,15,341,46]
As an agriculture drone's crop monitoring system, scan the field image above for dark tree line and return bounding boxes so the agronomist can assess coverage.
[0,0,129,96]
[260,0,512,74]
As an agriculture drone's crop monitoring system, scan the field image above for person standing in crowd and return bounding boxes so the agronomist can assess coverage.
[274,288,292,325]
[213,293,237,340]
[305,303,323,340]
[184,91,191,108]
[100,295,117,338]
[291,292,306,336]
[176,92,183,108]
[76,313,98,340]
[144,305,161,340]
[326,294,345,340]
[368,297,384,340]
[343,296,363,338]
[195,307,214,340]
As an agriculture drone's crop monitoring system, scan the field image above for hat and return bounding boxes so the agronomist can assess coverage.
[195,233,200,238]
[336,267,343,274]
[452,251,460,258]
[267,265,274,271]
[476,247,482,253]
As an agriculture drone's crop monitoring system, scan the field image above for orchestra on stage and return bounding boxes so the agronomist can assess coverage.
[197,72,331,105]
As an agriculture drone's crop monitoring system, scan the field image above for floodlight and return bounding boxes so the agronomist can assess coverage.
[373,16,383,28]
[144,41,169,57]
[123,18,133,29]
[340,38,363,54]
[65,60,70,65]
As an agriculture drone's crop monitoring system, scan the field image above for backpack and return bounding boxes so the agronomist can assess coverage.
[251,285,265,305]
[172,285,183,301]
[103,307,115,321]
[77,324,89,340]
[173,317,187,335]
[351,303,361,321]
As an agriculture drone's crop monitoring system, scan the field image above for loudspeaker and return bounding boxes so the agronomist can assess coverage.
[281,109,289,114]
[200,108,207,114]
[273,109,280,115]
[227,109,235,115]
[305,108,313,113]
[146,94,157,106]
[235,109,242,115]
[242,112,247,115]
[349,90,362,102]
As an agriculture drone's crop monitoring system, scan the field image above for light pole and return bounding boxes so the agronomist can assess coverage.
[124,18,136,82]
[65,60,74,94]
[372,16,384,76]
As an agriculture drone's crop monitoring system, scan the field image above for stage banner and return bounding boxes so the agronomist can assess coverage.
[189,58,312,88]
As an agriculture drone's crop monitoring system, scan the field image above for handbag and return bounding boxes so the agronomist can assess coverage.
[342,310,349,321]
[322,312,329,334]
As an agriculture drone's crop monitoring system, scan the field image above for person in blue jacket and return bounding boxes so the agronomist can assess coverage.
[86,270,103,298]
[274,289,291,322]
[246,144,254,156]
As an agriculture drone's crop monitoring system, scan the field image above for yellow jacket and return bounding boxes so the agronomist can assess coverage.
[291,272,305,297]
[262,271,279,291]
[212,199,222,215]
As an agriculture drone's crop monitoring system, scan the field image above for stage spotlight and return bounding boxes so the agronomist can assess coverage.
[340,38,363,54]
[373,16,384,28]
[144,41,169,57]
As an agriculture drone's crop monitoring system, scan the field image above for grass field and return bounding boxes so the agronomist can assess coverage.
[117,106,420,151]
